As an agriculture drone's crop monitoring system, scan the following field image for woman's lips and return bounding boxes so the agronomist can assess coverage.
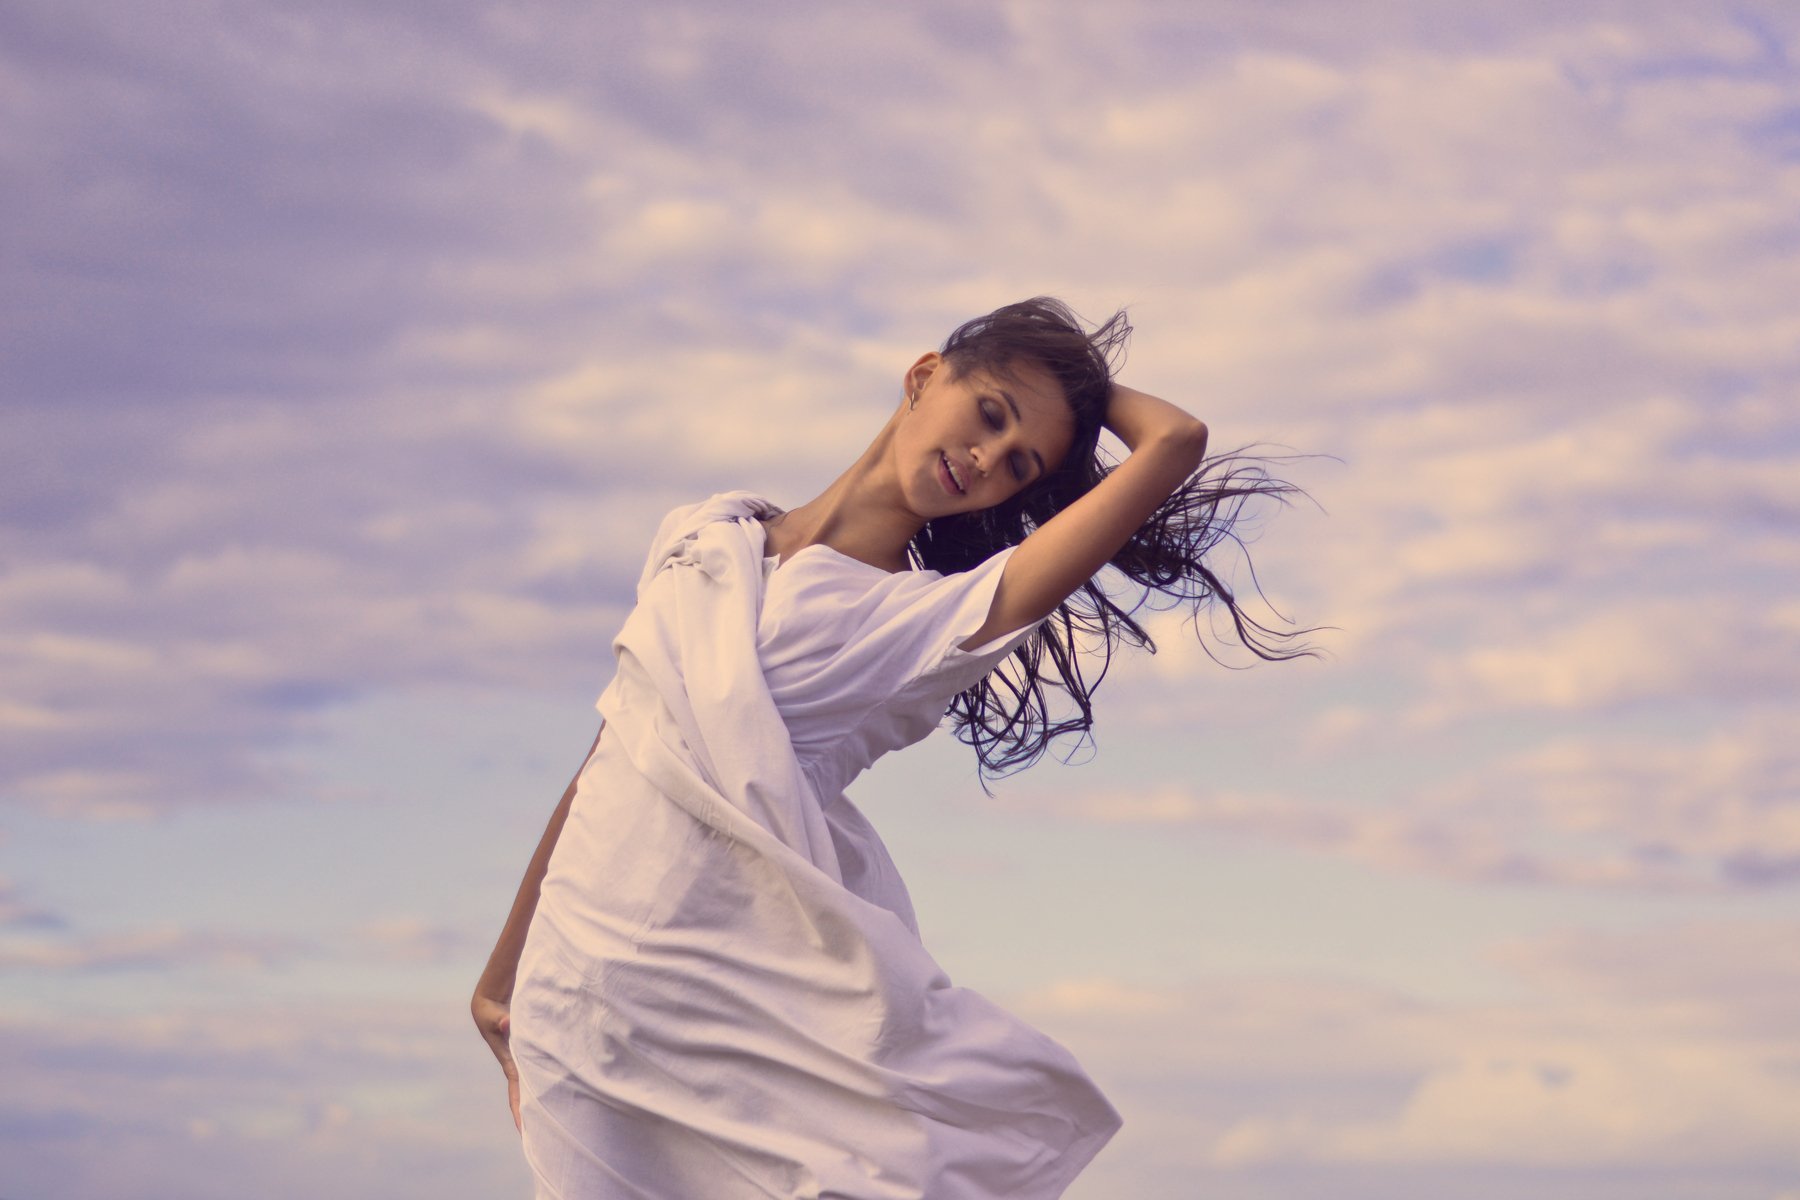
[939,452,965,496]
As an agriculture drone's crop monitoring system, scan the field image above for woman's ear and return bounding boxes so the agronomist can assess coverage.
[903,352,942,407]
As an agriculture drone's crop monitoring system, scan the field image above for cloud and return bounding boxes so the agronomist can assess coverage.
[1426,594,1800,715]
[0,925,309,972]
[6,0,1798,827]
[0,999,523,1200]
[0,877,65,931]
[1005,917,1800,1177]
[1005,701,1800,892]
[349,917,476,967]
[1492,918,1800,1034]
[0,911,499,975]
[1214,1044,1800,1169]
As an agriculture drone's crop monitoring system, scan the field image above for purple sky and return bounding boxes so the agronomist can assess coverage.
[4,2,1799,1197]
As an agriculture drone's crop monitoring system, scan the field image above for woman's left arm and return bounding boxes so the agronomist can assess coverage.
[961,384,1207,649]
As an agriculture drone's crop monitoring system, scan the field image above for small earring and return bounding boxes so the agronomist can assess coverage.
[907,391,918,410]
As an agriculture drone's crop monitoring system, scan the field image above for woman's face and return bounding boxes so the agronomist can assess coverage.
[895,352,1076,519]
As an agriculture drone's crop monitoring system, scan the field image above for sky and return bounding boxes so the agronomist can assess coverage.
[3,1,1799,1197]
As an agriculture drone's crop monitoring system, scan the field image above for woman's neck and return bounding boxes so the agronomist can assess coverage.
[762,415,924,573]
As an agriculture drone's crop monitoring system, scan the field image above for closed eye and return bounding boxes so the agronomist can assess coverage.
[983,396,1033,482]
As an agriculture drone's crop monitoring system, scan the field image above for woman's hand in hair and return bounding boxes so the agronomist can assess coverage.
[1102,383,1209,456]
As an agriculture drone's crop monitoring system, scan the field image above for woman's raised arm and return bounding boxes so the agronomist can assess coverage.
[961,384,1207,649]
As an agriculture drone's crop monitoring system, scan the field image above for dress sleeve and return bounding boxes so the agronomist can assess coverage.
[889,544,1045,701]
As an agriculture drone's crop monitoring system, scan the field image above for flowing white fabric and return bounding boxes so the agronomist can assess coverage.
[512,493,1121,1199]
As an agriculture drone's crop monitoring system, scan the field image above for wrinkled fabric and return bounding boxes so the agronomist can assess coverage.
[512,493,1121,1199]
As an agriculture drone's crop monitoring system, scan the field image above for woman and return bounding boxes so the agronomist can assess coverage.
[473,298,1308,1198]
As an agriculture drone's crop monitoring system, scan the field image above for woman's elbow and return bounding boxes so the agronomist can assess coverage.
[1167,418,1209,468]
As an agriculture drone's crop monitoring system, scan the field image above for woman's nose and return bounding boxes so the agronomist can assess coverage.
[970,431,1015,477]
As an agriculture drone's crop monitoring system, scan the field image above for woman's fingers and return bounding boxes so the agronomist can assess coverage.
[494,1030,522,1131]
[497,1039,522,1132]
[472,992,523,1129]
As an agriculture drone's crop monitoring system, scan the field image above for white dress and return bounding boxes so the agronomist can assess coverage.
[511,492,1121,1199]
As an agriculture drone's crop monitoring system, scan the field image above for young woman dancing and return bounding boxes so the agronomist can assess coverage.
[472,297,1308,1198]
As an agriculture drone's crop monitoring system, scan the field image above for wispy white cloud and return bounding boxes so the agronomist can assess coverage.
[0,1000,521,1199]
[1009,918,1800,1179]
[348,917,476,966]
[0,877,64,931]
[1008,702,1800,891]
[1492,918,1800,1034]
[0,925,309,972]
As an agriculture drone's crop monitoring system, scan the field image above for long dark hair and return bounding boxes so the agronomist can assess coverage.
[906,297,1318,782]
